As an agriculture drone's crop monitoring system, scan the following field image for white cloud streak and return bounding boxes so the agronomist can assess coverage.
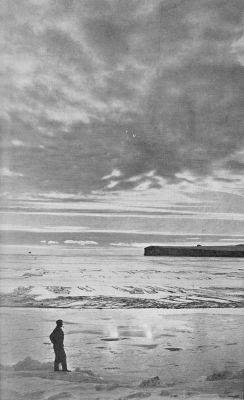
[0,168,24,177]
[64,240,98,246]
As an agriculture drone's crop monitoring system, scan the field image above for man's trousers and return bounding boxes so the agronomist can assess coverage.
[53,346,67,371]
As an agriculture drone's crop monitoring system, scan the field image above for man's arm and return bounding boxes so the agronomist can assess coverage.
[49,330,56,344]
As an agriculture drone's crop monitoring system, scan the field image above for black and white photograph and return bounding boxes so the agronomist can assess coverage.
[0,1,244,399]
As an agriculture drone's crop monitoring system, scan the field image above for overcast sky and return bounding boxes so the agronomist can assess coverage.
[1,0,244,247]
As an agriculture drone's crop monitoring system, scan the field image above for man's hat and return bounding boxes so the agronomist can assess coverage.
[56,319,63,326]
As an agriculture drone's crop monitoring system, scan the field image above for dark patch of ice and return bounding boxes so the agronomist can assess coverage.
[77,286,94,292]
[225,342,238,346]
[165,347,182,352]
[46,286,71,294]
[160,389,171,396]
[206,370,232,381]
[138,376,161,388]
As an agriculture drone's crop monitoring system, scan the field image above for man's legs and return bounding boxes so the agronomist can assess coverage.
[54,347,60,371]
[60,348,68,371]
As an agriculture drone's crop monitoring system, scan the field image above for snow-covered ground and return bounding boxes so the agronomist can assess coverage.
[1,308,244,399]
[0,251,243,398]
[0,252,243,308]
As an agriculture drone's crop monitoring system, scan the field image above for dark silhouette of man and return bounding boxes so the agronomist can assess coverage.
[49,320,69,371]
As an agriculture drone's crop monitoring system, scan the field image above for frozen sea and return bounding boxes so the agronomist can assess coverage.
[1,248,244,399]
[0,248,243,308]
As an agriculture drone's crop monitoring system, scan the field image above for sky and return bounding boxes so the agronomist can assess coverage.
[1,0,244,250]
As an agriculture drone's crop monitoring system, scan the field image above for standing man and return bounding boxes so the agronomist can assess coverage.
[49,319,69,372]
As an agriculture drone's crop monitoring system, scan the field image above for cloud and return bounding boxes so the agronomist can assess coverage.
[102,169,121,180]
[64,239,98,246]
[40,240,59,244]
[0,167,24,177]
[1,0,244,196]
[231,33,244,65]
[11,139,25,147]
